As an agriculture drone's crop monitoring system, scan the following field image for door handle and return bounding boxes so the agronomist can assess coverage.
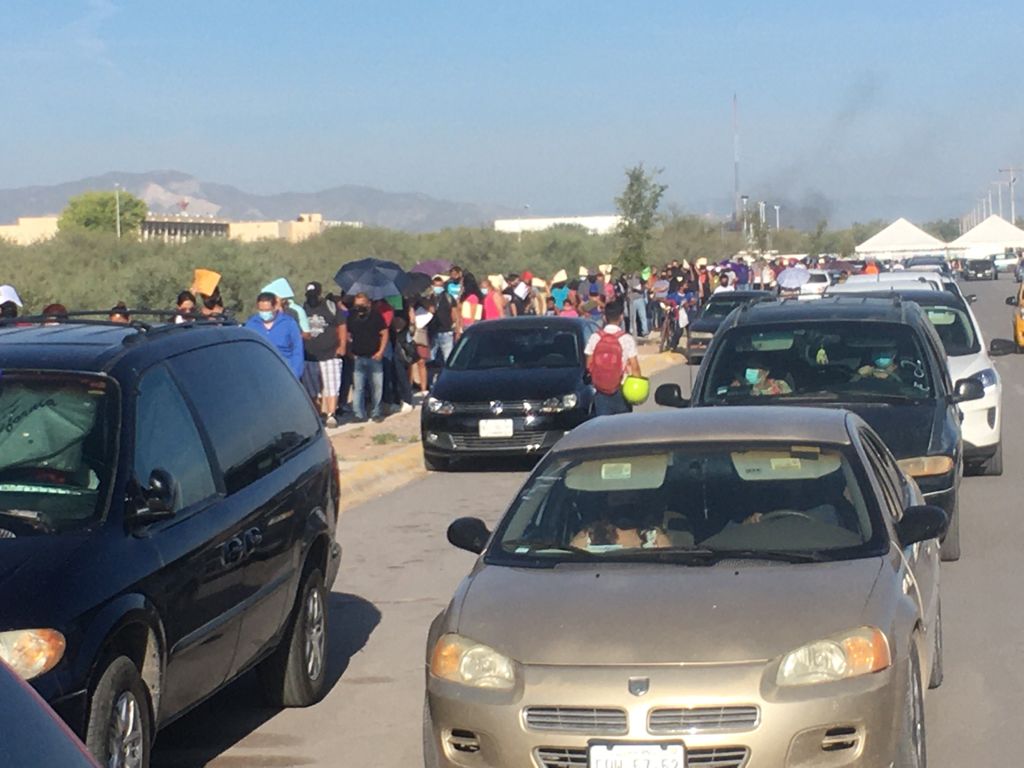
[243,527,263,555]
[222,536,245,566]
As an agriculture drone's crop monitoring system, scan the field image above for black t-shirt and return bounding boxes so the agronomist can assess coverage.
[304,300,341,362]
[503,287,526,316]
[348,310,386,357]
[429,295,455,333]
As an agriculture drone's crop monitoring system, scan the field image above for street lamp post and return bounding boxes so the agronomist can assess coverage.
[773,204,781,230]
[114,183,122,239]
[740,195,749,241]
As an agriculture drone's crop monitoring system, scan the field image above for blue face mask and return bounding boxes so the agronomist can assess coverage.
[875,355,894,368]
[744,368,762,385]
[432,285,444,295]
[447,285,460,298]
[258,310,275,322]
[481,288,489,295]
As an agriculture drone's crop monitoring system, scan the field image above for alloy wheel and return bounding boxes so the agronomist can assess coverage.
[304,587,325,681]
[107,691,144,768]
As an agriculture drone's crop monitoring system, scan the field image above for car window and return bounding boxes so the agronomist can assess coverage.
[702,298,747,317]
[858,431,904,522]
[170,341,321,495]
[449,328,581,370]
[919,304,979,356]
[0,373,118,535]
[135,365,216,512]
[701,321,934,403]
[491,443,881,564]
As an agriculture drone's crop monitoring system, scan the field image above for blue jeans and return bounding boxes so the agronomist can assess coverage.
[594,390,632,416]
[629,297,648,336]
[430,331,454,364]
[353,356,384,420]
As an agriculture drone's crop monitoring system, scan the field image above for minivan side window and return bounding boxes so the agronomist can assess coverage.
[170,341,321,495]
[135,365,216,512]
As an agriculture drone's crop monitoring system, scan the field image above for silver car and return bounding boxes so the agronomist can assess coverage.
[425,406,947,768]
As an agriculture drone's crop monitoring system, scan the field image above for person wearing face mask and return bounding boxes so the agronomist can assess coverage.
[346,293,389,422]
[731,357,791,396]
[853,349,902,383]
[427,277,461,380]
[304,282,346,427]
[244,291,304,378]
[480,278,505,320]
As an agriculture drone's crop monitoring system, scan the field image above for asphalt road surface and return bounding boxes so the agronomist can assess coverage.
[154,276,1022,767]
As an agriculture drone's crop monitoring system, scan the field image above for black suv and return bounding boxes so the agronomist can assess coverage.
[0,319,341,767]
[656,296,983,561]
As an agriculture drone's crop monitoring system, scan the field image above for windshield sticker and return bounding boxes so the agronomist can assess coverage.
[0,483,84,495]
[770,457,802,470]
[601,463,632,481]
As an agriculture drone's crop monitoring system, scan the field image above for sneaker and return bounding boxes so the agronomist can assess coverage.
[371,415,386,423]
[400,402,414,414]
[325,415,338,428]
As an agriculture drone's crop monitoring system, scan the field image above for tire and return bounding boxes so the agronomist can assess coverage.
[423,697,440,768]
[84,656,152,768]
[424,453,449,472]
[940,503,960,562]
[895,649,927,768]
[980,443,1003,476]
[259,568,329,707]
[929,600,944,689]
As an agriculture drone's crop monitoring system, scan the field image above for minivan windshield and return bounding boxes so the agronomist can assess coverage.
[448,327,581,370]
[701,321,935,403]
[0,373,118,536]
[491,443,879,565]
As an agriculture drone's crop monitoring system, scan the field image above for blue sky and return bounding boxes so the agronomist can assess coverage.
[1,0,1022,223]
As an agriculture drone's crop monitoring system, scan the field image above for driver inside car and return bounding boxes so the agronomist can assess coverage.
[852,347,902,383]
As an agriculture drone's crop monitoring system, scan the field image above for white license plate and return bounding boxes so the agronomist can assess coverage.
[588,742,685,768]
[478,419,514,438]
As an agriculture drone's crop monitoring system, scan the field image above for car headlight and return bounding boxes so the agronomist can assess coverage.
[971,368,998,389]
[897,455,955,478]
[0,629,66,680]
[540,394,579,413]
[430,633,516,690]
[426,396,454,416]
[777,627,890,686]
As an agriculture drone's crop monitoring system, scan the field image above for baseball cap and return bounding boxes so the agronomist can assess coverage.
[305,281,322,294]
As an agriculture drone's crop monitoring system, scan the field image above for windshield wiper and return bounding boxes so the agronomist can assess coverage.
[696,548,830,563]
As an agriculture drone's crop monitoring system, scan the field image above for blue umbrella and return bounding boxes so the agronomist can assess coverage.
[335,257,411,300]
[776,267,811,290]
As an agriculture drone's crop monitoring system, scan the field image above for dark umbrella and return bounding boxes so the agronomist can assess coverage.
[411,258,454,277]
[402,271,432,298]
[334,257,411,300]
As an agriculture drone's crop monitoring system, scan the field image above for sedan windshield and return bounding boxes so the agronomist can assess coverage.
[701,321,935,403]
[448,328,581,370]
[0,373,118,536]
[492,443,879,565]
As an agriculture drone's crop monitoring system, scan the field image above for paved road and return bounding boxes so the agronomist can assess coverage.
[154,277,1022,767]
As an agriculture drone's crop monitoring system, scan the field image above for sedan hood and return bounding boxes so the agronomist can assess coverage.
[689,317,723,335]
[433,366,583,402]
[457,559,883,665]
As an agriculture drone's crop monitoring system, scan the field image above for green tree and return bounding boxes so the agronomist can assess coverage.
[922,218,960,242]
[58,190,148,235]
[615,164,667,272]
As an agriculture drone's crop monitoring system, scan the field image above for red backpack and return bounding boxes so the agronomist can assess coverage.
[589,329,625,395]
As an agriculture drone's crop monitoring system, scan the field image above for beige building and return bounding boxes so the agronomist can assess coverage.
[0,216,60,245]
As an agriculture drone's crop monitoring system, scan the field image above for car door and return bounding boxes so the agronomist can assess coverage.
[131,363,251,721]
[169,341,323,679]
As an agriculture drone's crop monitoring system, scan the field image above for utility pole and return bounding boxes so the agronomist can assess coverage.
[773,204,781,230]
[114,183,122,239]
[993,181,1005,219]
[988,189,994,219]
[999,167,1020,224]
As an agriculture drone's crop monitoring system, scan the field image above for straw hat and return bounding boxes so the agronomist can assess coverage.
[696,257,708,268]
[598,264,613,278]
[191,268,221,297]
[532,277,548,289]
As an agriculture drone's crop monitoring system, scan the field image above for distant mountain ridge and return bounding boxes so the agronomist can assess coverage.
[0,171,517,233]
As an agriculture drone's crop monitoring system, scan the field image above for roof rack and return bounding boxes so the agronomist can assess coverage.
[0,310,237,338]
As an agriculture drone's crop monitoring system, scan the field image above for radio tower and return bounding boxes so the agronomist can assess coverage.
[733,94,741,228]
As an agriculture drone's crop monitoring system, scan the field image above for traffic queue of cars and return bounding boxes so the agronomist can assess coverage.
[426,265,993,768]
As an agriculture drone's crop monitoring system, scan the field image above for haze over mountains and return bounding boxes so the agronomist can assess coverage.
[0,171,519,233]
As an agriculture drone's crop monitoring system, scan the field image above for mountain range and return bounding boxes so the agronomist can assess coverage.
[0,171,518,233]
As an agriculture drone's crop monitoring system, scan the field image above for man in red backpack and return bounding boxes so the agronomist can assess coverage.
[584,299,641,416]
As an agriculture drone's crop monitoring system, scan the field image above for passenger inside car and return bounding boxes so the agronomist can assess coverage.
[729,356,792,396]
[570,493,671,550]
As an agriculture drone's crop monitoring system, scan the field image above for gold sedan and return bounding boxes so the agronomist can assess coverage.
[425,406,946,768]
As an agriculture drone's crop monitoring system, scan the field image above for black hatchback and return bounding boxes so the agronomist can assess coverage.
[656,296,983,561]
[0,318,341,767]
[422,316,598,470]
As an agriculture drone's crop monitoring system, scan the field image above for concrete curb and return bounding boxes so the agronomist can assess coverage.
[337,349,684,512]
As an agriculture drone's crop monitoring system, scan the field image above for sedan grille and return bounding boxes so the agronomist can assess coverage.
[536,747,749,768]
[453,401,535,415]
[449,432,548,451]
[524,707,628,735]
[648,706,760,734]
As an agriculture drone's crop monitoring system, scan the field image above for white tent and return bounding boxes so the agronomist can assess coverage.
[947,215,1024,260]
[854,218,947,262]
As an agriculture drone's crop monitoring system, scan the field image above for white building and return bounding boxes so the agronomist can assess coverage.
[494,214,622,236]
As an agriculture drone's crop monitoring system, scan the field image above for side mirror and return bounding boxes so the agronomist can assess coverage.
[897,504,949,547]
[447,517,490,555]
[1006,296,1017,306]
[131,469,177,524]
[654,383,690,408]
[966,294,978,304]
[950,378,985,404]
[989,338,1017,357]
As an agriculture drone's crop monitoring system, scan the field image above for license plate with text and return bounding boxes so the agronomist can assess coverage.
[588,742,685,768]
[478,419,514,438]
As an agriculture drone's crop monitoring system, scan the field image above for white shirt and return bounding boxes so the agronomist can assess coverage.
[713,284,735,294]
[584,324,639,371]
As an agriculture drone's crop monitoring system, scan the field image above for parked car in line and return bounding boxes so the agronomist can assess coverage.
[994,251,1018,275]
[427,407,946,768]
[828,289,1001,476]
[798,269,832,298]
[962,257,996,281]
[829,271,975,304]
[685,290,774,364]
[657,296,983,560]
[903,255,953,277]
[0,660,100,767]
[0,317,342,768]
[422,317,599,471]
